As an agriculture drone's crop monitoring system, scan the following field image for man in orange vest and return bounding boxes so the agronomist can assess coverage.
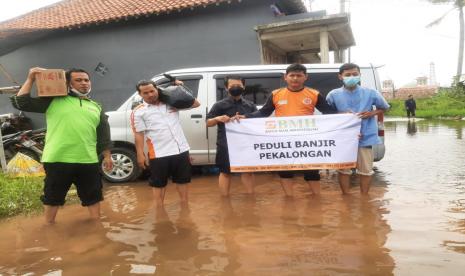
[243,63,335,197]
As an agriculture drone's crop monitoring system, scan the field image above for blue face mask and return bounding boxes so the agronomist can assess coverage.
[343,76,360,88]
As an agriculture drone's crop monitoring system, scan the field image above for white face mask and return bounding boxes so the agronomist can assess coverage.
[69,87,91,97]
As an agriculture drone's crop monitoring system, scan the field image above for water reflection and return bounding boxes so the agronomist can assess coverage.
[0,216,125,275]
[217,196,261,274]
[385,118,465,139]
[407,120,417,135]
[1,119,465,274]
[429,119,465,140]
[383,118,465,275]
[341,195,394,275]
[0,176,396,275]
[150,205,200,274]
[103,184,155,266]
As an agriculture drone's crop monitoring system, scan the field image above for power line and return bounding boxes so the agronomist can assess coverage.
[0,64,19,85]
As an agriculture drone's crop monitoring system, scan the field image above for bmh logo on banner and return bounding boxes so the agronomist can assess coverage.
[225,114,361,172]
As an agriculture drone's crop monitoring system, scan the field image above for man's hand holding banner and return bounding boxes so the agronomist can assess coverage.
[225,114,362,172]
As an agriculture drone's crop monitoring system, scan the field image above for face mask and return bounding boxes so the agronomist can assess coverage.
[229,86,244,97]
[343,76,360,88]
[69,87,91,97]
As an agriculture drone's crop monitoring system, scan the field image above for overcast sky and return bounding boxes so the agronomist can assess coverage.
[311,0,456,87]
[0,0,459,87]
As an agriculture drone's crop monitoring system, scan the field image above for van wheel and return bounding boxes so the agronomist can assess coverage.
[100,148,141,183]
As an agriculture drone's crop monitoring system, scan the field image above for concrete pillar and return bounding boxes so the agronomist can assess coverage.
[334,51,341,63]
[257,33,265,64]
[334,49,346,63]
[320,29,329,63]
[339,49,346,63]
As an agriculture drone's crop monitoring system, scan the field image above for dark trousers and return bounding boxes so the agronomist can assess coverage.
[407,109,416,118]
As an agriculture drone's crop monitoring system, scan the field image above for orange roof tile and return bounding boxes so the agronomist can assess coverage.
[0,0,230,31]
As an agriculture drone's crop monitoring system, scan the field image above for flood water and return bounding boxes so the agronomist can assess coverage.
[0,118,464,275]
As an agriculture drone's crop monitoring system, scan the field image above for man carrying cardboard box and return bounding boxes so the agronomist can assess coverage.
[10,67,113,224]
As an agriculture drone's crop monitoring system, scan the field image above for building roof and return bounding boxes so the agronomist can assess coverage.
[0,0,306,55]
[0,0,306,31]
[0,0,229,31]
[0,0,243,55]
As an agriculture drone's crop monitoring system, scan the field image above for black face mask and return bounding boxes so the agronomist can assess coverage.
[229,86,244,97]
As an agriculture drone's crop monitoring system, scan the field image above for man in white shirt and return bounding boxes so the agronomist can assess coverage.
[131,80,200,206]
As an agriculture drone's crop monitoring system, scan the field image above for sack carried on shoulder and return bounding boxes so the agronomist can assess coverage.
[158,85,195,109]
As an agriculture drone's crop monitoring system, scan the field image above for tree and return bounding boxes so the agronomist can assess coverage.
[426,0,465,83]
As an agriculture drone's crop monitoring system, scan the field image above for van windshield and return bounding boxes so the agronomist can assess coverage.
[215,72,344,105]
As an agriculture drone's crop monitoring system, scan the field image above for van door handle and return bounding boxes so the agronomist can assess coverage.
[191,114,202,119]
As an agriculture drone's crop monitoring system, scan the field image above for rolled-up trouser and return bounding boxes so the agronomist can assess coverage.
[338,147,374,176]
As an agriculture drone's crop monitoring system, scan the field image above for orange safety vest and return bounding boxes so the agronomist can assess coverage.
[272,87,320,117]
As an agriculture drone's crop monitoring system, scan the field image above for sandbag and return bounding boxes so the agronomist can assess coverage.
[6,152,45,177]
[158,85,195,109]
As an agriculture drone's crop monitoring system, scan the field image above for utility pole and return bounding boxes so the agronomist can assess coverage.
[429,62,437,86]
[345,0,351,62]
[0,129,6,173]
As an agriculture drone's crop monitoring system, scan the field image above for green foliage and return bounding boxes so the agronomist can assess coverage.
[386,88,465,118]
[444,84,465,97]
[0,174,79,219]
[0,175,44,218]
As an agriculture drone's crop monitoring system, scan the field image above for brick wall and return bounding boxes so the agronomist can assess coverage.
[382,86,438,100]
[395,86,438,99]
[382,91,394,100]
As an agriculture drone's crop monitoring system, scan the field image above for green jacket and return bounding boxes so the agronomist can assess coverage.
[10,94,112,163]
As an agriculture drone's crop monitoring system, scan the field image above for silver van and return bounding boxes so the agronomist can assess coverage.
[103,64,385,183]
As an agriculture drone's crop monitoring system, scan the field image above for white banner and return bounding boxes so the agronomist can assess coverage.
[225,114,361,172]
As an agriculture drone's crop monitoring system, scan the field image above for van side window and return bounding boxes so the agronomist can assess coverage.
[215,75,283,105]
[305,72,343,97]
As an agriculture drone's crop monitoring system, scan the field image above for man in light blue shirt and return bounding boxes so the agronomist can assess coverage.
[326,63,390,195]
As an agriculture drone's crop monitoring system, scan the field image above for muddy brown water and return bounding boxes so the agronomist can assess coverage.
[0,118,464,275]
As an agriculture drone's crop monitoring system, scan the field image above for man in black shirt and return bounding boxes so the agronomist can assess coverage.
[404,94,416,119]
[207,76,257,196]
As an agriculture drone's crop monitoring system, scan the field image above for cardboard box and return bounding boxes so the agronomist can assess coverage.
[35,69,67,97]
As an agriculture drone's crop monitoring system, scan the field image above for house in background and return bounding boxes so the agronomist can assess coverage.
[395,76,438,100]
[382,76,439,100]
[0,0,354,126]
[381,79,395,100]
